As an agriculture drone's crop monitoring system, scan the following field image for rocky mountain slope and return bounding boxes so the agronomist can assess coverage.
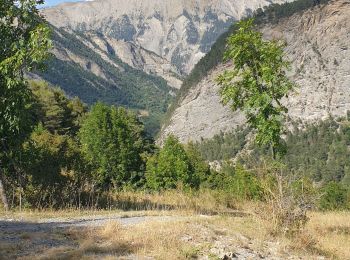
[37,0,292,135]
[34,27,174,135]
[50,29,182,90]
[42,0,291,74]
[160,0,350,143]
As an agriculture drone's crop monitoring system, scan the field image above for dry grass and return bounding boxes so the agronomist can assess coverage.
[0,208,169,223]
[1,191,349,259]
[110,189,237,214]
[0,189,237,221]
[35,220,198,260]
[303,211,350,259]
[2,210,349,259]
[250,209,350,259]
[233,202,350,259]
[37,213,341,260]
[29,215,314,259]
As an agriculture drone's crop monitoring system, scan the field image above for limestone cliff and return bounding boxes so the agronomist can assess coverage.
[42,0,291,74]
[160,0,350,143]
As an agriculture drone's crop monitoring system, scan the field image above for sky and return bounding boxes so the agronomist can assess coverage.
[41,0,85,8]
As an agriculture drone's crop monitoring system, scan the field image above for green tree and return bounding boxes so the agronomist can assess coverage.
[29,80,87,136]
[185,142,211,187]
[79,102,152,189]
[0,0,51,210]
[146,135,206,190]
[21,124,84,208]
[217,19,295,158]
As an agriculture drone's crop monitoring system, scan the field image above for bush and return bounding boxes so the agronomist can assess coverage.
[205,163,262,201]
[146,135,210,190]
[256,161,315,236]
[319,182,348,211]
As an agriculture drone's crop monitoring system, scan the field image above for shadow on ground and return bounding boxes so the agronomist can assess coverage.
[0,216,147,259]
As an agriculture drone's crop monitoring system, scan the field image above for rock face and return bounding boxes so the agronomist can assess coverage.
[160,0,350,143]
[89,35,183,89]
[42,0,291,75]
[53,30,182,89]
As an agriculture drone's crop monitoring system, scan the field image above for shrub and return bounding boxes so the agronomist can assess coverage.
[146,135,209,190]
[319,182,348,210]
[257,161,314,236]
[207,163,262,201]
[79,102,153,189]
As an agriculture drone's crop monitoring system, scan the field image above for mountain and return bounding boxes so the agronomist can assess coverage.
[42,0,291,74]
[160,0,350,143]
[38,0,292,135]
[33,27,174,135]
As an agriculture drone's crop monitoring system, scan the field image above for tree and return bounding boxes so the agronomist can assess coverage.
[185,142,211,187]
[217,19,295,158]
[21,124,83,208]
[0,0,51,210]
[29,80,87,136]
[146,135,208,190]
[79,102,152,189]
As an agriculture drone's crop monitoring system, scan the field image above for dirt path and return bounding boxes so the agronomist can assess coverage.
[0,213,328,260]
[0,213,184,259]
[0,214,177,232]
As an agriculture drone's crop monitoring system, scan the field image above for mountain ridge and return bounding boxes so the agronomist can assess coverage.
[42,0,292,74]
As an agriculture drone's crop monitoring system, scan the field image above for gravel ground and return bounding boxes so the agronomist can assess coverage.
[0,214,176,231]
[0,214,181,259]
[0,214,326,260]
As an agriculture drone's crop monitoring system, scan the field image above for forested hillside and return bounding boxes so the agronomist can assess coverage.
[195,117,350,185]
[34,27,174,136]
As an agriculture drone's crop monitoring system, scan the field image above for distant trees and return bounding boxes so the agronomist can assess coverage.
[319,182,348,210]
[79,102,153,189]
[0,0,51,210]
[194,127,249,161]
[195,117,350,210]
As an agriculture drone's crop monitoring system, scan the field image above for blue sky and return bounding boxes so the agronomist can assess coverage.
[41,0,83,8]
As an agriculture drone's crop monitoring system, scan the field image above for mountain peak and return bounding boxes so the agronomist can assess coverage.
[42,0,291,74]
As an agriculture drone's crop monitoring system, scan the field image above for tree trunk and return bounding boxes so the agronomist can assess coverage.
[0,173,9,211]
[271,145,276,160]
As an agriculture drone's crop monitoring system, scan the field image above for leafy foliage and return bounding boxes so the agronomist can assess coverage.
[318,182,349,211]
[205,163,262,201]
[0,0,51,146]
[29,80,87,136]
[217,19,295,156]
[146,135,210,190]
[79,102,153,189]
[0,0,51,209]
[21,124,84,208]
